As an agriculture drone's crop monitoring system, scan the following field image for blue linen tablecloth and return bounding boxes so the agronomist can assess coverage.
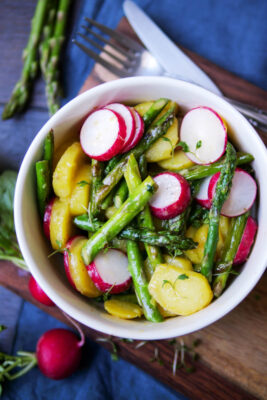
[1,0,267,399]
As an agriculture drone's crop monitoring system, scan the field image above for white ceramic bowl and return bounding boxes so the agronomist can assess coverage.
[14,77,267,340]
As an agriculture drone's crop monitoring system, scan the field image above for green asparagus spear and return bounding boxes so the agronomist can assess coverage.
[35,160,51,217]
[2,0,49,119]
[74,215,196,250]
[138,154,148,180]
[125,154,163,269]
[82,176,157,265]
[213,212,249,297]
[200,143,237,282]
[44,0,71,115]
[89,159,104,218]
[101,187,117,210]
[127,240,163,322]
[114,180,128,209]
[142,98,169,129]
[95,107,175,209]
[43,129,54,170]
[179,152,253,181]
[103,99,170,176]
[39,2,57,75]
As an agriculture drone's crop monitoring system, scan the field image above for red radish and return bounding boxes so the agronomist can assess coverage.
[234,216,258,265]
[28,275,55,306]
[36,328,84,380]
[104,103,135,152]
[87,249,132,293]
[123,109,144,152]
[208,168,257,217]
[43,198,55,239]
[180,106,227,165]
[149,172,191,220]
[80,109,126,161]
[195,176,213,209]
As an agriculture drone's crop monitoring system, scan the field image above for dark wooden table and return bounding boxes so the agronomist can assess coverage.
[0,2,267,400]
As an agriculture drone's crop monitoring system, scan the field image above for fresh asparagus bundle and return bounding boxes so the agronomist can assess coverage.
[213,212,249,297]
[89,159,104,217]
[200,143,237,282]
[43,0,71,115]
[82,176,158,265]
[95,106,175,209]
[2,0,49,119]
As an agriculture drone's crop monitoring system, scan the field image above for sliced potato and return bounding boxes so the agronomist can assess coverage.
[68,237,101,297]
[70,164,91,216]
[158,149,194,171]
[50,198,76,250]
[53,142,86,198]
[163,255,193,271]
[148,264,213,316]
[158,304,177,318]
[145,117,179,162]
[134,101,154,116]
[104,299,143,319]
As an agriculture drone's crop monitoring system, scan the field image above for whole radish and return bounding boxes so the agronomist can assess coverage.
[36,323,85,380]
[28,275,55,306]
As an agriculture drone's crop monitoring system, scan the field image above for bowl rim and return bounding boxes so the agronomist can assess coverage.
[14,76,267,340]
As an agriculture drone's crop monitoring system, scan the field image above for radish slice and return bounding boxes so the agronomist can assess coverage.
[149,172,191,220]
[208,168,257,217]
[86,249,132,294]
[180,106,227,165]
[123,109,144,152]
[234,216,257,265]
[43,198,55,240]
[104,103,135,153]
[195,176,213,209]
[80,109,126,161]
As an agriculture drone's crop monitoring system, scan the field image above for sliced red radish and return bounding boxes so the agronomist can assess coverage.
[43,198,55,240]
[80,109,126,161]
[195,176,213,208]
[123,109,144,152]
[149,172,191,220]
[234,216,257,265]
[180,106,227,165]
[86,249,132,294]
[28,276,55,306]
[104,103,135,153]
[208,168,257,217]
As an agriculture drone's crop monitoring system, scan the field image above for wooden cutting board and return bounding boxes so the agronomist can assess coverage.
[1,17,267,400]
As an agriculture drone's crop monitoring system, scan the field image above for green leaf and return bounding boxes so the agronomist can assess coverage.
[196,140,202,150]
[0,325,6,333]
[146,184,154,193]
[162,279,173,288]
[77,180,89,187]
[177,274,189,280]
[177,141,189,153]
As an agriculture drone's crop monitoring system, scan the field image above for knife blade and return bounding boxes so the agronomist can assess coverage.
[123,0,222,96]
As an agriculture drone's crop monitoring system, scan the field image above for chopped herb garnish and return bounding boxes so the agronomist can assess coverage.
[196,140,202,149]
[135,341,147,349]
[77,180,90,187]
[146,184,154,193]
[0,325,6,333]
[177,273,189,280]
[177,141,189,153]
[96,336,119,361]
[162,280,174,289]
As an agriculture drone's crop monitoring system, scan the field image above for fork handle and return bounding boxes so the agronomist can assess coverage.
[223,96,267,132]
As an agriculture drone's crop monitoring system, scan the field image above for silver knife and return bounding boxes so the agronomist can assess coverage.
[123,0,267,132]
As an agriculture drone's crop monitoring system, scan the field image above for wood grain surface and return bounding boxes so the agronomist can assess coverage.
[1,7,267,400]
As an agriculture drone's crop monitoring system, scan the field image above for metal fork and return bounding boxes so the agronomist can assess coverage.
[73,18,267,132]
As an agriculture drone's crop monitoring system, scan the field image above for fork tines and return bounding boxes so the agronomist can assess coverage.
[73,17,143,78]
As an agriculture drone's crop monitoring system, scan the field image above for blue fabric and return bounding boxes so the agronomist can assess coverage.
[2,300,186,400]
[62,0,267,105]
[2,0,267,399]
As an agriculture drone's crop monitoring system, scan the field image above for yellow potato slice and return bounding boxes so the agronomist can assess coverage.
[163,255,193,271]
[145,117,179,162]
[158,149,194,171]
[67,237,101,297]
[148,264,213,316]
[158,304,177,318]
[104,299,143,319]
[70,164,91,216]
[50,198,76,250]
[53,142,86,198]
[134,101,154,116]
